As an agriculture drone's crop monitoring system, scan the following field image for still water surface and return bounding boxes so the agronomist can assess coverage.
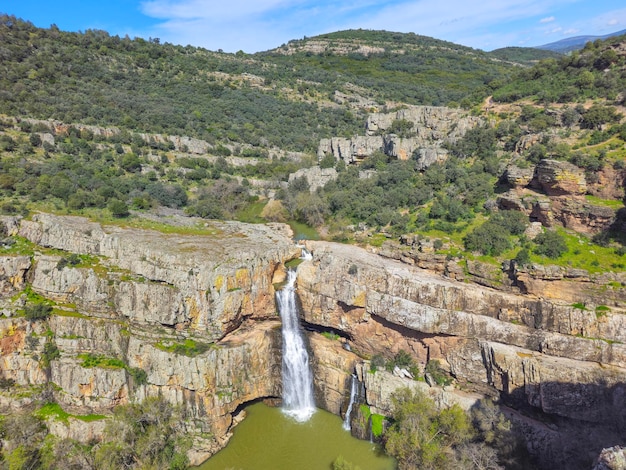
[198,403,396,470]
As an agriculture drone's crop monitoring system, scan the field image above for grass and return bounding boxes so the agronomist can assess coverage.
[77,353,126,369]
[528,228,626,274]
[35,402,107,424]
[235,200,266,224]
[585,195,625,209]
[154,338,213,357]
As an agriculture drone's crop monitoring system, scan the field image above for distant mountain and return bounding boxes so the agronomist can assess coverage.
[536,29,626,53]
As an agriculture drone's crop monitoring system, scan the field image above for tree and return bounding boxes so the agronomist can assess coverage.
[384,388,474,470]
[533,230,567,258]
[107,199,130,218]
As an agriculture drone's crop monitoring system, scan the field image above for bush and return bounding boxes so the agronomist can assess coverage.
[533,230,567,258]
[370,354,386,373]
[40,340,60,368]
[464,223,511,256]
[107,199,129,218]
[24,303,53,321]
[425,359,452,386]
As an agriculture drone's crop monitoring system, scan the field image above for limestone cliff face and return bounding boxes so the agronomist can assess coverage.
[317,105,481,167]
[0,214,296,464]
[19,213,298,339]
[298,240,626,469]
[3,212,625,468]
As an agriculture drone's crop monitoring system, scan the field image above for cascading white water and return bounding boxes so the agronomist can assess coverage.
[297,245,313,261]
[342,374,358,431]
[276,269,316,422]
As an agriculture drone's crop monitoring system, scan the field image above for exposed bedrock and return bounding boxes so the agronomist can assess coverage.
[298,240,626,469]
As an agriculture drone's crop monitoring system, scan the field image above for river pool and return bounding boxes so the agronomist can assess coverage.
[197,403,396,470]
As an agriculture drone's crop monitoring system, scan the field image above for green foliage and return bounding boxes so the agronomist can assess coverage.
[56,253,81,270]
[78,353,126,369]
[533,230,567,259]
[370,354,386,373]
[321,331,340,341]
[332,455,363,470]
[384,388,472,470]
[464,210,528,256]
[107,199,130,218]
[155,338,212,356]
[24,303,53,322]
[40,340,60,368]
[128,367,148,385]
[492,34,626,103]
[94,396,190,470]
[425,359,452,386]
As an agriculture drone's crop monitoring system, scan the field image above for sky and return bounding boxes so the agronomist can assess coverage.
[2,0,626,53]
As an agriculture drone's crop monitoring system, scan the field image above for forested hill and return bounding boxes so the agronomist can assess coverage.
[0,16,540,152]
[2,13,626,278]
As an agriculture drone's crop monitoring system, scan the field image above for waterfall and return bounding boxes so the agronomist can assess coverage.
[298,245,313,261]
[276,269,316,422]
[342,374,357,431]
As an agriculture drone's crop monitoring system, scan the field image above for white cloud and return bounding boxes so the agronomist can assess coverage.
[134,0,614,52]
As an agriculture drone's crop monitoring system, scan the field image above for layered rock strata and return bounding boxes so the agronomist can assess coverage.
[298,240,626,469]
[317,105,481,168]
[0,214,298,464]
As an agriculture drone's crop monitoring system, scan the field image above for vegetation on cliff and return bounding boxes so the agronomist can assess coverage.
[0,397,190,469]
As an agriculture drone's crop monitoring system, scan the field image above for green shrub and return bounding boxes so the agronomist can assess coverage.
[40,340,60,368]
[534,230,567,258]
[369,354,386,373]
[425,359,452,386]
[128,367,148,385]
[24,303,53,321]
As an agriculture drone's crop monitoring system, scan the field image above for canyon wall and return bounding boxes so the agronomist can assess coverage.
[2,212,625,468]
[298,240,626,469]
[0,214,298,464]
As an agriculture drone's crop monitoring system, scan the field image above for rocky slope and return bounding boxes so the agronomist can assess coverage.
[2,212,625,468]
[299,240,626,469]
[0,213,298,464]
[317,105,482,167]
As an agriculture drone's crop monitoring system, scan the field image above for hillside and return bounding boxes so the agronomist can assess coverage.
[2,14,626,470]
[0,18,522,153]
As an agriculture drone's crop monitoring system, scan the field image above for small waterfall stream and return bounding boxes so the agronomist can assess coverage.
[276,269,316,422]
[342,374,358,431]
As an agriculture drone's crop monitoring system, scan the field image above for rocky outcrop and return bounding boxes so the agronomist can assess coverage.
[0,214,299,463]
[298,240,626,469]
[533,159,587,196]
[289,167,338,192]
[318,105,481,167]
[17,213,298,339]
[594,447,626,470]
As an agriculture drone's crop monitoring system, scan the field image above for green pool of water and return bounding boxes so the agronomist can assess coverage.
[197,403,396,470]
[287,220,320,241]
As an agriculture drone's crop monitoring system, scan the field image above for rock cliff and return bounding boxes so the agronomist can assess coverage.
[2,212,625,468]
[317,105,481,167]
[298,240,626,469]
[0,214,298,464]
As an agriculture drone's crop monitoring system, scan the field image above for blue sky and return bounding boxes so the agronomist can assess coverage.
[3,0,626,53]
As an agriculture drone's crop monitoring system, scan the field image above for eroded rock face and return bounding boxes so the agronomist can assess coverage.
[298,240,626,469]
[0,214,297,462]
[318,105,481,168]
[534,159,587,196]
[19,213,299,339]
